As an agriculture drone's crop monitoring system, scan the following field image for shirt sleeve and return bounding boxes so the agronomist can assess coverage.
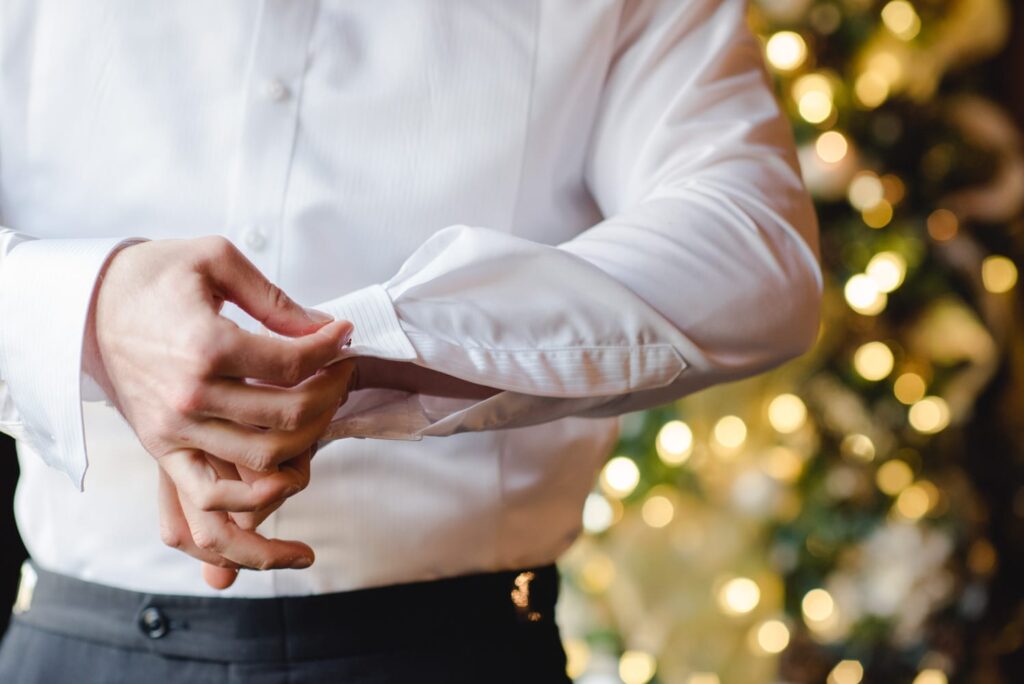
[315,0,824,441]
[0,228,135,489]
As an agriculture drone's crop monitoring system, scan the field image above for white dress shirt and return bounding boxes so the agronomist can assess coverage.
[0,0,822,596]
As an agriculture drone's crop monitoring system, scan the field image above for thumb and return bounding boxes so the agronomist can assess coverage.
[200,237,333,337]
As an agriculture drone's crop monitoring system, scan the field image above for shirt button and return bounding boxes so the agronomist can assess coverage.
[262,78,289,102]
[138,606,169,639]
[244,228,267,251]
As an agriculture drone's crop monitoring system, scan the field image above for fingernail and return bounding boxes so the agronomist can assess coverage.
[291,556,313,569]
[303,307,333,324]
[284,486,301,498]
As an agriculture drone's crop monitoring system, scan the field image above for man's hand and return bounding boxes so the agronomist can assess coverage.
[86,236,353,574]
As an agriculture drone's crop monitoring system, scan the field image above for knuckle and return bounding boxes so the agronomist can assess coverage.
[159,524,185,550]
[247,448,278,473]
[169,385,205,416]
[191,528,220,552]
[278,351,307,386]
[181,328,224,376]
[200,235,236,261]
[265,283,293,312]
[281,398,315,431]
[193,489,218,513]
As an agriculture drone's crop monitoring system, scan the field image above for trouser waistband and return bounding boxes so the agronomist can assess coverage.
[11,562,561,664]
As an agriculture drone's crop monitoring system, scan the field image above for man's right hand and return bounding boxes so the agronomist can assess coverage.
[85,236,353,573]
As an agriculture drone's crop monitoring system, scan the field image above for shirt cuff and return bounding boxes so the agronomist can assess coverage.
[314,284,417,362]
[0,237,136,490]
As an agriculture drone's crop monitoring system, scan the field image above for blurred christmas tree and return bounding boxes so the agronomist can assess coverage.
[558,1,1024,683]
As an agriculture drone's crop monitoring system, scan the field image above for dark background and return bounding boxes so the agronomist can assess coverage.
[1,5,1023,671]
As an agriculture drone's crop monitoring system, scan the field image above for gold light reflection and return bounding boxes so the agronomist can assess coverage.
[982,255,1018,293]
[713,415,748,449]
[853,341,894,381]
[768,393,808,434]
[718,577,761,615]
[844,274,887,315]
[802,588,835,623]
[882,1,922,41]
[766,31,809,72]
[908,396,950,434]
[641,495,675,528]
[855,71,890,108]
[927,209,959,241]
[656,420,694,465]
[866,251,906,292]
[829,659,865,684]
[894,372,927,404]
[619,650,657,684]
[752,619,791,654]
[877,459,914,495]
[816,131,849,163]
[600,456,641,498]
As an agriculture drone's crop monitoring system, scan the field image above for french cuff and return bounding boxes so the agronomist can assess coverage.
[314,284,417,362]
[0,237,138,490]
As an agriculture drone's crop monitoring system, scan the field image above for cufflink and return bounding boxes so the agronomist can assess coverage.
[12,561,37,615]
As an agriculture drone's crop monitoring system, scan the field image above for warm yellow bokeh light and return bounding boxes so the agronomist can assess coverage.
[844,274,887,315]
[848,172,885,210]
[866,251,907,292]
[799,91,834,124]
[982,255,1018,293]
[913,670,949,684]
[713,415,748,449]
[816,131,849,163]
[582,492,615,534]
[687,674,721,684]
[876,459,914,495]
[927,209,959,241]
[841,433,876,462]
[855,71,890,108]
[641,495,675,528]
[564,638,590,680]
[619,650,657,684]
[802,588,836,622]
[762,446,805,483]
[600,456,641,499]
[896,483,932,519]
[908,396,950,434]
[753,620,791,654]
[868,51,904,86]
[894,372,927,404]
[853,341,895,381]
[768,393,808,434]
[793,73,833,100]
[766,31,809,72]
[863,200,894,228]
[718,577,761,615]
[882,0,922,41]
[580,552,616,593]
[829,659,865,684]
[656,420,694,465]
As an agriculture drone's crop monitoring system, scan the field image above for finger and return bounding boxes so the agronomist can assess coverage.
[211,319,353,387]
[202,562,240,590]
[195,361,355,430]
[196,236,335,337]
[180,402,339,472]
[157,468,242,571]
[160,449,308,512]
[177,494,315,571]
[230,450,313,531]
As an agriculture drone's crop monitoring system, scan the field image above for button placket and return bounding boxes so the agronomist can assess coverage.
[224,1,319,283]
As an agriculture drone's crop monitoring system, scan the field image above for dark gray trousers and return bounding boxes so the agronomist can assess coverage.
[0,563,571,684]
